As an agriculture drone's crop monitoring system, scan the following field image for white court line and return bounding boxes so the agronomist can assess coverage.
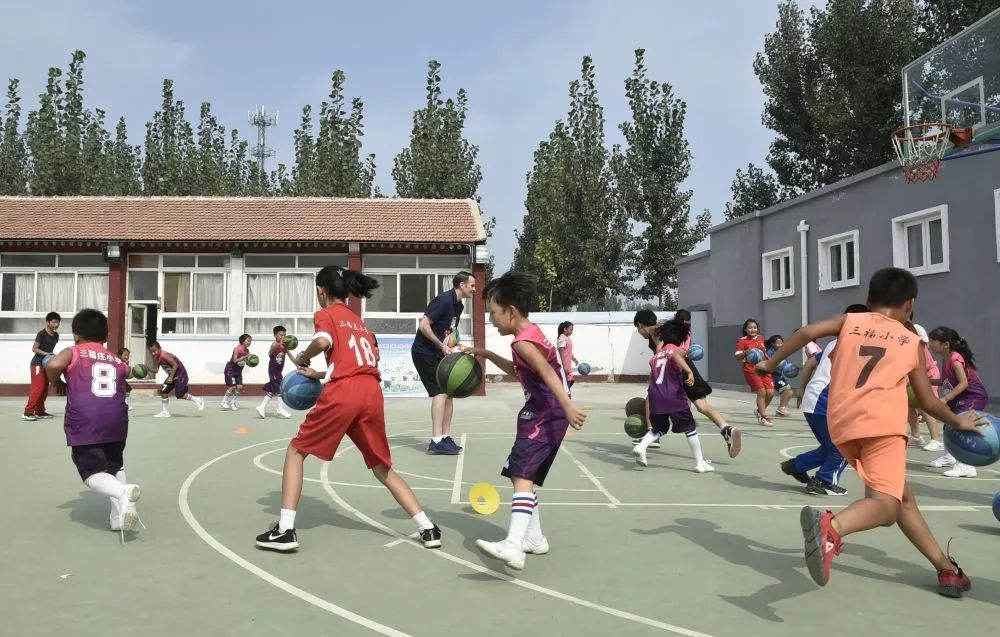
[178,437,413,637]
[560,444,621,507]
[450,433,467,504]
[252,446,451,491]
[319,462,714,637]
[385,531,420,548]
[778,444,1000,481]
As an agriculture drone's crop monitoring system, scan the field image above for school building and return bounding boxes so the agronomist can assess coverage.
[676,152,1000,408]
[0,196,489,395]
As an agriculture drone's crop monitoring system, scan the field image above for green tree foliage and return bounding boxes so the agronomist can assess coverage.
[917,0,1000,49]
[0,79,28,194]
[723,162,783,220]
[25,67,65,195]
[108,117,140,195]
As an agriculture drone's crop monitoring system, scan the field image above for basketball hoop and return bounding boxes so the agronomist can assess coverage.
[891,123,974,183]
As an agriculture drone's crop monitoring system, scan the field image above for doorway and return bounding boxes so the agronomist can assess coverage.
[128,303,159,367]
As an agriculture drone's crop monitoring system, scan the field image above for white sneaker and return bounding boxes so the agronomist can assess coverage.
[153,411,171,418]
[230,402,238,411]
[922,439,944,452]
[128,404,134,411]
[943,462,977,478]
[523,535,549,555]
[195,396,205,412]
[928,452,956,468]
[117,484,141,532]
[908,436,927,447]
[632,445,648,467]
[219,400,230,410]
[256,405,267,419]
[475,538,526,570]
[695,460,715,473]
[275,409,291,419]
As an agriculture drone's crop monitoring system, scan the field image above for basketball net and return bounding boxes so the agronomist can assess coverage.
[891,123,974,183]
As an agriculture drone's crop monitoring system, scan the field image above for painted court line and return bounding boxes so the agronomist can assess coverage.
[384,531,420,548]
[559,444,621,507]
[450,433,467,504]
[252,447,451,491]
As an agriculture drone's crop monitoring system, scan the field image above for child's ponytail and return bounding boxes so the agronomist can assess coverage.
[316,266,381,301]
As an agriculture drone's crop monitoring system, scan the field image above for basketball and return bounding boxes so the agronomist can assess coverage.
[688,344,704,361]
[625,396,646,418]
[41,354,55,367]
[781,361,800,378]
[435,352,483,398]
[943,412,1000,467]
[280,371,322,411]
[246,354,260,367]
[283,335,299,350]
[993,491,1000,524]
[131,364,149,379]
[745,349,765,364]
[624,415,647,439]
[578,362,592,375]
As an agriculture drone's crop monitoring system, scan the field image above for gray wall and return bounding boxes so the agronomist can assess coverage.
[679,152,1000,406]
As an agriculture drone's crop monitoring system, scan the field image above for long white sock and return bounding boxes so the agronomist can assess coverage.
[276,397,289,413]
[185,393,199,402]
[412,510,434,531]
[109,470,127,523]
[685,432,705,464]
[259,394,272,409]
[161,398,169,412]
[526,493,543,541]
[278,508,297,532]
[505,492,535,544]
[86,472,126,498]
[636,430,659,452]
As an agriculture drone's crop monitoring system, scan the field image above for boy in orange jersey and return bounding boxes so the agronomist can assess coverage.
[758,267,982,598]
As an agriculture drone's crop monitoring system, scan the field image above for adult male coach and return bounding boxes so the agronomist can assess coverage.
[411,271,476,455]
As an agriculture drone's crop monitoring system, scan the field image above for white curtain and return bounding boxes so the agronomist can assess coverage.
[193,273,225,312]
[245,317,294,335]
[37,273,74,312]
[162,317,194,334]
[77,274,109,311]
[246,273,277,313]
[197,317,229,334]
[278,274,314,312]
[6,273,35,311]
[164,273,191,312]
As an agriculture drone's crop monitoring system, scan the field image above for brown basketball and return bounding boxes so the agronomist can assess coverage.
[625,396,646,423]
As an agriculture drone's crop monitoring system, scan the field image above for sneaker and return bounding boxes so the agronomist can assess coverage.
[21,413,37,421]
[427,440,459,455]
[475,538,526,570]
[442,436,463,452]
[195,396,205,412]
[781,459,810,484]
[776,406,790,417]
[760,415,774,427]
[694,460,715,473]
[928,452,956,468]
[937,556,972,599]
[255,405,267,419]
[255,523,299,551]
[220,400,231,410]
[908,435,927,447]
[632,445,648,467]
[722,426,742,458]
[230,402,239,411]
[275,409,292,419]
[800,506,841,586]
[117,484,141,533]
[523,535,549,555]
[922,439,944,452]
[36,412,54,419]
[153,411,171,418]
[943,462,977,478]
[419,524,442,549]
[806,476,848,496]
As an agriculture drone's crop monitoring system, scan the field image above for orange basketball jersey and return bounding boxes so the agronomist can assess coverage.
[827,312,920,444]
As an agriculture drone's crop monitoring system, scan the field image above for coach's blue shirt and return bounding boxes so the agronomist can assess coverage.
[411,289,464,357]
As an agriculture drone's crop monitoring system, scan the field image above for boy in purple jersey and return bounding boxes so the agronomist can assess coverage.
[256,325,292,419]
[633,321,713,473]
[46,309,142,540]
[464,272,586,570]
[147,341,205,417]
[221,334,252,411]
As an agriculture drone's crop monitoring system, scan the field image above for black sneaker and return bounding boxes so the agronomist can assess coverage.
[721,426,742,458]
[36,412,54,419]
[443,436,463,452]
[806,477,847,496]
[255,523,299,551]
[420,524,442,549]
[781,459,810,484]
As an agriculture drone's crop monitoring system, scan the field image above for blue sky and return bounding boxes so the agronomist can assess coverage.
[1,0,811,271]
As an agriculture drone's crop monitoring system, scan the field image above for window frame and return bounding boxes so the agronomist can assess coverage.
[242,253,347,336]
[891,205,950,276]
[126,253,232,336]
[0,253,109,334]
[817,230,860,291]
[761,246,795,300]
[362,256,472,336]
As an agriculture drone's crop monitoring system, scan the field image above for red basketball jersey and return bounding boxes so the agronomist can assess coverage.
[313,302,380,382]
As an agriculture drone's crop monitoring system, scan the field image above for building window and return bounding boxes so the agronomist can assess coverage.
[0,253,108,334]
[761,247,794,300]
[818,230,860,290]
[363,254,473,336]
[243,254,347,336]
[891,205,949,276]
[126,254,231,336]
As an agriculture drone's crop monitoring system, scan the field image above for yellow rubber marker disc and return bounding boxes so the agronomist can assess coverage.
[469,482,501,515]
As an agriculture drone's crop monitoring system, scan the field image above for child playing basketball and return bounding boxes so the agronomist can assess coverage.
[927,326,990,478]
[146,342,205,417]
[759,267,980,598]
[633,320,713,473]
[255,266,441,552]
[765,335,794,416]
[24,311,61,421]
[221,334,252,410]
[556,321,579,390]
[256,325,292,419]
[118,347,134,411]
[46,309,142,540]
[463,272,586,570]
[736,319,774,425]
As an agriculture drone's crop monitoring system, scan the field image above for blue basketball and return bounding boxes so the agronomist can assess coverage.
[280,371,323,411]
[943,412,1000,467]
[745,349,764,365]
[41,354,55,367]
[688,344,704,361]
[780,361,800,378]
[993,491,1000,524]
[577,362,592,375]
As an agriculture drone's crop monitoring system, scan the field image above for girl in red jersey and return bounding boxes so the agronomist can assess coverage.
[735,318,774,426]
[255,266,441,552]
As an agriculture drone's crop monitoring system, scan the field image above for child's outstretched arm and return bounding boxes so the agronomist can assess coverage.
[758,315,846,375]
[463,346,515,376]
[45,348,72,395]
[671,350,695,386]
[512,341,586,429]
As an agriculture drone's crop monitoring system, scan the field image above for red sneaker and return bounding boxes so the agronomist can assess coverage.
[800,506,841,586]
[937,556,971,598]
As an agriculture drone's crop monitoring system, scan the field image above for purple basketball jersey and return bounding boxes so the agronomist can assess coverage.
[511,324,568,444]
[158,351,188,382]
[268,344,286,381]
[647,346,689,414]
[64,343,129,446]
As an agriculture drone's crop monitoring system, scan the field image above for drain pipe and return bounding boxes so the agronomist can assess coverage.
[797,220,810,362]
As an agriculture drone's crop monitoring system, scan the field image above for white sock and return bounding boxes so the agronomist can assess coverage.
[506,492,535,544]
[412,510,434,531]
[125,396,130,407]
[185,393,199,402]
[431,436,444,444]
[276,397,289,413]
[526,493,543,541]
[259,394,272,409]
[160,398,169,412]
[686,432,705,464]
[278,508,297,532]
[116,469,126,483]
[636,430,659,452]
[86,472,126,498]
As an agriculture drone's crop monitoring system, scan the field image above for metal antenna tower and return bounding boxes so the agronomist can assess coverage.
[248,105,278,172]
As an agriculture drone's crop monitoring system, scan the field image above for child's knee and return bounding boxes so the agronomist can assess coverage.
[371,464,391,482]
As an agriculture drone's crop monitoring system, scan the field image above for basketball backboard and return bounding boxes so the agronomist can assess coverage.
[903,7,1000,153]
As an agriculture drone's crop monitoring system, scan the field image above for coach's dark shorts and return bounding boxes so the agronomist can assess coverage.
[501,438,561,487]
[649,410,697,436]
[71,440,126,482]
[683,359,712,401]
[411,351,444,397]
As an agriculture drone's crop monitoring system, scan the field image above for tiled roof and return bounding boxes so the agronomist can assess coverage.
[0,196,486,244]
